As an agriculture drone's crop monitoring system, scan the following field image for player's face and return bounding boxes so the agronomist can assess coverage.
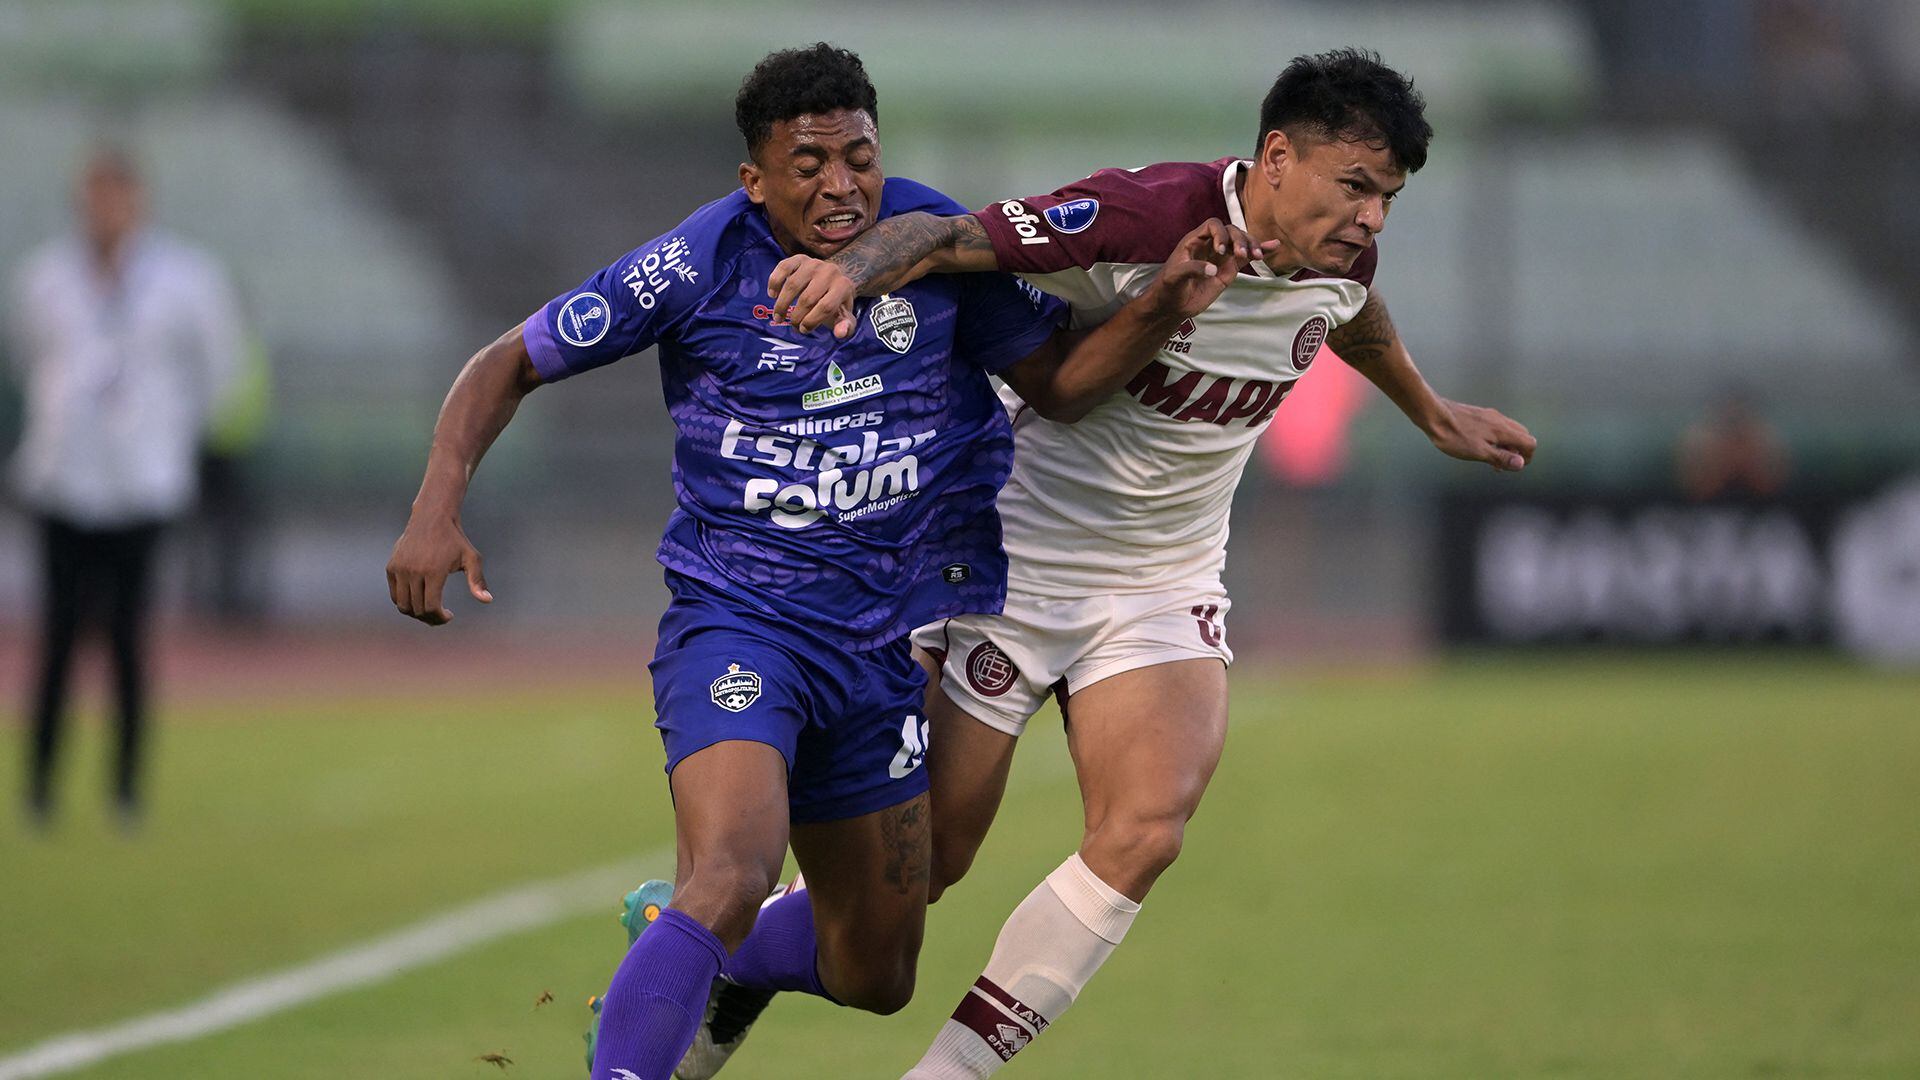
[740,108,884,258]
[77,161,144,254]
[1258,130,1405,275]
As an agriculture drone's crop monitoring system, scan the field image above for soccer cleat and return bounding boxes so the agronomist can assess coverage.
[674,980,777,1079]
[583,880,675,1075]
[672,875,802,1079]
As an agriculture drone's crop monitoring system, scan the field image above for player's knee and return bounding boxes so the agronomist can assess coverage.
[833,962,916,1015]
[928,842,977,904]
[818,924,921,1014]
[675,859,781,942]
[1090,814,1188,879]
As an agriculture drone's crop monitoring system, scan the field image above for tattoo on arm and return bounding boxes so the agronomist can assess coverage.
[879,793,932,895]
[1327,291,1398,371]
[832,213,994,294]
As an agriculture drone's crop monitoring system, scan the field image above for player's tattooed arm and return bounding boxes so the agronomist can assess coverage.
[834,212,998,294]
[387,328,543,625]
[1329,291,1536,471]
[768,213,997,338]
[1325,289,1399,372]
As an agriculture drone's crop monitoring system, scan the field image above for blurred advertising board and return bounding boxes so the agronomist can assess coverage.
[1435,477,1920,663]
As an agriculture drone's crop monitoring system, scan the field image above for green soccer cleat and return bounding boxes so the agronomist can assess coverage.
[584,880,675,1075]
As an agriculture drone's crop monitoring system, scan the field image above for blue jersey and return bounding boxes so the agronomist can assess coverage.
[523,178,1066,651]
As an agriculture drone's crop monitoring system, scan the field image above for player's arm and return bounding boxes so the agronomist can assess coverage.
[1327,291,1535,471]
[835,212,1000,292]
[765,213,995,339]
[387,328,543,625]
[999,219,1255,423]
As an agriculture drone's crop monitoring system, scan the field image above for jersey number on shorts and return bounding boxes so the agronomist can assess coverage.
[888,714,929,779]
[1191,605,1224,648]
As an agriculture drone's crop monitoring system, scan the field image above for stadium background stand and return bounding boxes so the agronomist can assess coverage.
[0,0,1914,649]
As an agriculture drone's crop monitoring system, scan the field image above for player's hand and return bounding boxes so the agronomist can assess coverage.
[1429,399,1537,472]
[386,516,492,626]
[1141,218,1280,320]
[768,255,859,339]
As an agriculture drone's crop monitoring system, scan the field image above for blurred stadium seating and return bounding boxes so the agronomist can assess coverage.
[0,0,1914,635]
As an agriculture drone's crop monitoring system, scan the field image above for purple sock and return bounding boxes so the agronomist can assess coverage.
[721,888,832,998]
[591,908,727,1080]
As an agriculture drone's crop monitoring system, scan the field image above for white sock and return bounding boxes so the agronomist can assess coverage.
[902,853,1140,1079]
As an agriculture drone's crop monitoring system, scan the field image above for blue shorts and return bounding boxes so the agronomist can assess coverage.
[649,571,931,824]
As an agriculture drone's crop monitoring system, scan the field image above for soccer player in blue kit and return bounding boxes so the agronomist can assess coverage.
[387,44,1262,1080]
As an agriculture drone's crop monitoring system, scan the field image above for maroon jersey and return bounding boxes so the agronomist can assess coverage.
[968,159,1376,596]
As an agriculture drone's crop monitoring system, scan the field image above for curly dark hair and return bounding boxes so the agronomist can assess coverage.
[735,43,879,156]
[1257,48,1431,173]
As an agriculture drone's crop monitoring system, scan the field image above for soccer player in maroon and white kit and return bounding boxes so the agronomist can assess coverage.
[773,49,1536,1076]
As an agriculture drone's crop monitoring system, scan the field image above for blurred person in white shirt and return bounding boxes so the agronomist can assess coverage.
[8,146,243,828]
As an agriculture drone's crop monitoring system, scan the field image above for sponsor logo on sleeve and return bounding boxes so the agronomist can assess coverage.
[1000,200,1051,246]
[556,293,611,347]
[710,663,762,712]
[868,293,918,353]
[964,642,1018,698]
[1042,198,1099,235]
[618,235,698,311]
[1292,314,1331,371]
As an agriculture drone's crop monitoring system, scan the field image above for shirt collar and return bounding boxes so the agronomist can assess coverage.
[1223,161,1277,279]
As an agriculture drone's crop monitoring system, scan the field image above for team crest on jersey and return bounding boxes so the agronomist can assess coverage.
[710,663,762,712]
[965,642,1018,698]
[1042,198,1100,235]
[942,563,971,584]
[556,292,611,347]
[868,294,918,353]
[1292,314,1330,371]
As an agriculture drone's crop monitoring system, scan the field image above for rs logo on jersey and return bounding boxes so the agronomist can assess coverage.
[888,714,929,779]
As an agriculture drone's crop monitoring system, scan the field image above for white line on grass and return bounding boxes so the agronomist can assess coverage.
[0,852,669,1080]
[0,731,1088,1078]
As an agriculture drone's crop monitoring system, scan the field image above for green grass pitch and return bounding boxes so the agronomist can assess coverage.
[3,656,1917,1078]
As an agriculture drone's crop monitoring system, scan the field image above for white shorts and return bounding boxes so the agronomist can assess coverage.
[911,584,1232,737]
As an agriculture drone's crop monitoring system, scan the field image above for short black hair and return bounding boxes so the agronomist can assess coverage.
[735,43,879,157]
[1258,48,1431,173]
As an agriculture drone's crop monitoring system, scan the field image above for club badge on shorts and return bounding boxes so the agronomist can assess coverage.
[710,663,762,712]
[965,642,1018,698]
